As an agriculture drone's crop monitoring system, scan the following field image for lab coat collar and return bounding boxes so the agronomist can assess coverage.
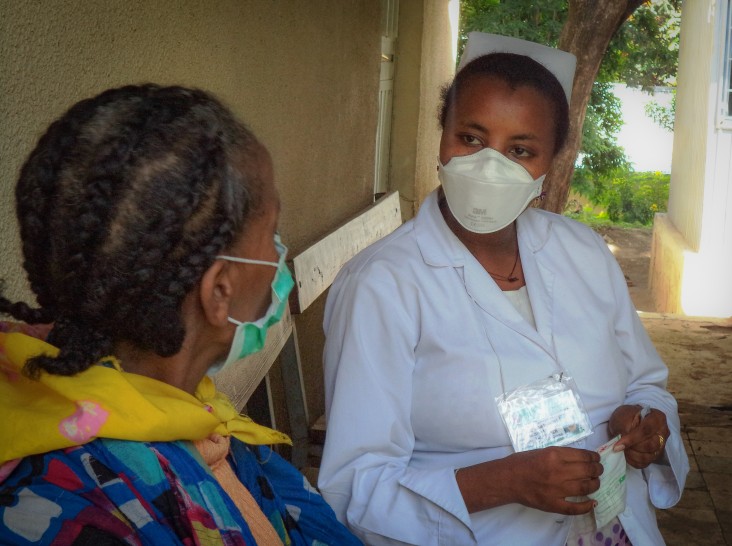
[415,190,466,267]
[516,206,554,253]
[415,190,557,355]
[414,190,554,266]
[516,212,556,352]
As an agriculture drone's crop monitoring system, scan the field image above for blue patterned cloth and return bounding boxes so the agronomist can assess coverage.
[0,436,360,545]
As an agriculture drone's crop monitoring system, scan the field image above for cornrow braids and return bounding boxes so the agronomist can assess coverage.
[0,84,265,378]
[438,53,570,154]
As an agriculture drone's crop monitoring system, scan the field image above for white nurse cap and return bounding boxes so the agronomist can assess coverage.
[457,32,577,105]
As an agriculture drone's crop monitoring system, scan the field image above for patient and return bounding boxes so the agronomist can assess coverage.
[0,84,360,545]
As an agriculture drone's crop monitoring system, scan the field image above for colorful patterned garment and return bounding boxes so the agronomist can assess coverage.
[0,324,361,545]
[0,437,358,545]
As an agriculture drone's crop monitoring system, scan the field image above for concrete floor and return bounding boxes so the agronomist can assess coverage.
[605,227,732,545]
[642,314,732,545]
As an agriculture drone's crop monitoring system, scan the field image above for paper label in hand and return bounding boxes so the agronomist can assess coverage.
[588,435,627,528]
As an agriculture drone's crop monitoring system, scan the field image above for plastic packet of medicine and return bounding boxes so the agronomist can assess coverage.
[495,372,593,452]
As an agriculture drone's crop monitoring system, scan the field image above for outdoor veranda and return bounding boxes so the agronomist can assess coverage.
[2,1,732,545]
[602,227,732,545]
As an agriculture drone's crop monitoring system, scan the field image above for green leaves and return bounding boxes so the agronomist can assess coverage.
[458,0,567,59]
[604,171,670,224]
[567,171,670,226]
[458,0,680,208]
[644,91,676,131]
[607,0,681,90]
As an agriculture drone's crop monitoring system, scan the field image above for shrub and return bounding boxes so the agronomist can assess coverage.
[568,170,669,226]
[603,171,669,224]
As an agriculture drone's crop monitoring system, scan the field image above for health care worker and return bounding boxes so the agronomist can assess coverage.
[318,34,689,546]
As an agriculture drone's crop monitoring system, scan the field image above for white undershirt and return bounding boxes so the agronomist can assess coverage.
[503,285,536,329]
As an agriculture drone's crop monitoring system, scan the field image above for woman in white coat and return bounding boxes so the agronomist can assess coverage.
[318,33,688,546]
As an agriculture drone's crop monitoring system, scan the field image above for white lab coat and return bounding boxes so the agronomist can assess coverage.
[319,190,688,546]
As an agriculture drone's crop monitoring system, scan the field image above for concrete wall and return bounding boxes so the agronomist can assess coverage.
[650,214,690,315]
[664,0,714,249]
[649,0,732,318]
[296,0,457,422]
[0,1,457,427]
[390,0,458,220]
[1,1,380,296]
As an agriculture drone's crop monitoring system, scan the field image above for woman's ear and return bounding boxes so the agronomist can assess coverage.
[198,260,234,327]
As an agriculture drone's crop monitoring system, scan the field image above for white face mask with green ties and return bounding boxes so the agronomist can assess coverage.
[209,233,294,375]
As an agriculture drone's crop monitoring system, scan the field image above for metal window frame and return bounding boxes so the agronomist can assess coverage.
[718,0,732,129]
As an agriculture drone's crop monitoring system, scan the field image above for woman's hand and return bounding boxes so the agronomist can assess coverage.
[456,447,603,515]
[609,404,670,469]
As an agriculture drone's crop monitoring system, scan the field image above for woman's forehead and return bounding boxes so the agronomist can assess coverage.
[451,77,554,128]
[459,75,551,107]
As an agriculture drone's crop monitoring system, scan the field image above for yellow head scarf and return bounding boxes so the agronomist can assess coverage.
[0,330,290,466]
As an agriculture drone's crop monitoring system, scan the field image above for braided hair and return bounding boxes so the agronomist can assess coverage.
[0,84,264,378]
[438,53,570,154]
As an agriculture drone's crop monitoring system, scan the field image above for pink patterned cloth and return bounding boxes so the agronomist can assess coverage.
[567,517,632,546]
[0,320,52,340]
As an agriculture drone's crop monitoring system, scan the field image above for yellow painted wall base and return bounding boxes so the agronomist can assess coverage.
[650,214,732,318]
[649,214,686,314]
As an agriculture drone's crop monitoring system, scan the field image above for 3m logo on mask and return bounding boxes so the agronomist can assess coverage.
[472,208,487,215]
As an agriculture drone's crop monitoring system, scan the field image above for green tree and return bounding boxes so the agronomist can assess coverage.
[604,0,680,91]
[459,0,680,212]
[645,92,676,131]
[604,171,670,224]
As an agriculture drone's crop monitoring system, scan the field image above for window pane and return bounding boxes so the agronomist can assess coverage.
[728,2,732,116]
[728,58,732,116]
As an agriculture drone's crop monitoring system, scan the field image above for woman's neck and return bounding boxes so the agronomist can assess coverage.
[438,188,524,289]
[437,189,518,255]
[112,338,218,395]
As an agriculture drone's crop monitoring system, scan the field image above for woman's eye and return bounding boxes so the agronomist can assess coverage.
[461,135,482,146]
[511,146,531,158]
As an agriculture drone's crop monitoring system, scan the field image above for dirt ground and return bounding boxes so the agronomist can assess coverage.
[595,225,658,313]
[595,225,732,410]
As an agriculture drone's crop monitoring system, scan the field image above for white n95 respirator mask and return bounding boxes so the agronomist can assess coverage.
[438,147,545,234]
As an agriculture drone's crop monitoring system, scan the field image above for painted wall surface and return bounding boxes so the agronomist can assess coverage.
[389,0,458,220]
[650,214,689,315]
[1,1,457,425]
[650,0,732,317]
[665,0,713,249]
[297,0,457,419]
[413,0,460,212]
[1,1,379,299]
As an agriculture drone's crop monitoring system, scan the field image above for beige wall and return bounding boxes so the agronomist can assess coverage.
[1,1,457,425]
[389,0,458,220]
[298,0,458,421]
[649,0,732,318]
[665,0,714,249]
[1,1,380,295]
[649,214,689,315]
